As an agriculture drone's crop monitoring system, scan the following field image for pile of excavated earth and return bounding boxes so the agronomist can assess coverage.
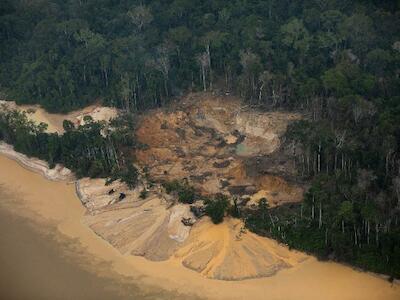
[135,93,303,207]
[0,94,308,280]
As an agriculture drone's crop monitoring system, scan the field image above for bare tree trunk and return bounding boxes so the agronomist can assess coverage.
[300,203,303,219]
[325,228,328,246]
[334,152,337,172]
[258,83,264,103]
[206,44,212,91]
[318,143,321,173]
[354,225,357,246]
[319,202,322,229]
[312,195,315,219]
[164,76,169,98]
[269,213,275,228]
[225,66,229,91]
[83,64,86,83]
[201,65,206,92]
[103,67,108,87]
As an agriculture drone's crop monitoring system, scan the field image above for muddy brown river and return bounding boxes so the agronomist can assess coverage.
[0,205,180,300]
[0,154,399,300]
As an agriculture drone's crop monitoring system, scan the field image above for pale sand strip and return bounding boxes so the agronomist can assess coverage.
[0,100,118,135]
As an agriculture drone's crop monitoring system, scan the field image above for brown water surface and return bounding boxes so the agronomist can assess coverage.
[0,189,183,300]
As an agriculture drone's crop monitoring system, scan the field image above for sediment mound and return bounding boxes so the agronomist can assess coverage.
[175,217,306,280]
[78,177,306,280]
[78,179,194,261]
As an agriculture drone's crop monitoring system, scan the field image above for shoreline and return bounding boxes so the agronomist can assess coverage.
[0,141,306,281]
[74,180,86,206]
[0,142,74,181]
[0,144,396,282]
[0,197,184,300]
[0,153,400,299]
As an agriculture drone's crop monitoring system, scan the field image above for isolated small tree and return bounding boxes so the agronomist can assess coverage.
[63,120,75,132]
[197,52,209,91]
[206,194,229,224]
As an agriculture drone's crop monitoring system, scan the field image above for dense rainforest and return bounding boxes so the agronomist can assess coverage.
[1,0,400,278]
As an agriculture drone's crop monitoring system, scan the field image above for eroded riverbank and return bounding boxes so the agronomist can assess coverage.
[0,154,399,300]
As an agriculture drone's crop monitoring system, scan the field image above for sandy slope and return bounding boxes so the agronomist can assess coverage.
[77,177,195,261]
[76,172,305,280]
[175,217,306,280]
[78,173,306,280]
[1,155,399,300]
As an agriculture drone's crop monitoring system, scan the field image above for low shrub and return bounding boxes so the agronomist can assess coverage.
[163,179,196,204]
[205,194,229,224]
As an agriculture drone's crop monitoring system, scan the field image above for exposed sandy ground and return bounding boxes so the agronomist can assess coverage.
[1,155,399,300]
[175,217,306,280]
[0,100,118,134]
[79,178,194,262]
[76,175,306,280]
[135,93,303,206]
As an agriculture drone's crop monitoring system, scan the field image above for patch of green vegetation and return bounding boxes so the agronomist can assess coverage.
[139,189,148,199]
[244,177,400,279]
[112,164,139,189]
[205,194,229,224]
[163,179,196,204]
[0,108,138,187]
[227,197,241,218]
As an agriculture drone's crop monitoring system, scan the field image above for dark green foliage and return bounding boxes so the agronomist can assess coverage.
[1,1,399,112]
[163,180,196,204]
[227,197,241,218]
[245,174,400,278]
[116,164,139,189]
[163,180,183,194]
[0,107,138,185]
[178,186,196,204]
[205,194,229,224]
[139,189,148,200]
